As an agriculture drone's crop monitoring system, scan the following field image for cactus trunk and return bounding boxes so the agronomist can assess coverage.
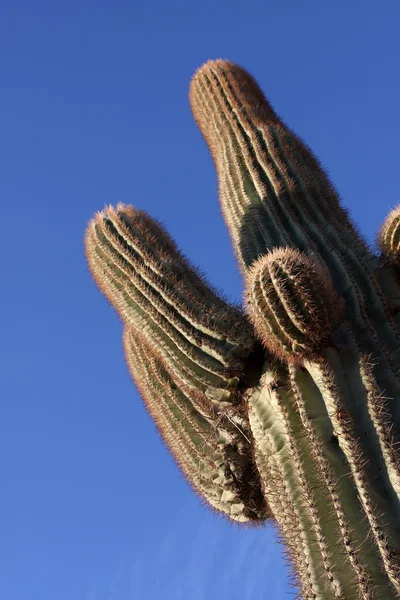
[85,60,400,598]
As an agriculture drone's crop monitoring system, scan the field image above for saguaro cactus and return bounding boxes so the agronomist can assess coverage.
[85,60,400,599]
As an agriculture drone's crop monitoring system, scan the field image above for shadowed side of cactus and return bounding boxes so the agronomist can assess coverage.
[85,60,400,599]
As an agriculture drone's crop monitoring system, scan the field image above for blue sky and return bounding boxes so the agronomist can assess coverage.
[1,1,400,599]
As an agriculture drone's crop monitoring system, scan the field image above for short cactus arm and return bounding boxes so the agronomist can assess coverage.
[245,249,343,363]
[305,349,400,594]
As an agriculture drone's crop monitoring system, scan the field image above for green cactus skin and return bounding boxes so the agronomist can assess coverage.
[85,60,400,598]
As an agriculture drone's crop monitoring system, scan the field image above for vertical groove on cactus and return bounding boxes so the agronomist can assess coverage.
[276,393,344,599]
[251,392,328,598]
[289,364,398,598]
[361,357,400,500]
[306,352,400,593]
[248,394,321,598]
[247,361,397,598]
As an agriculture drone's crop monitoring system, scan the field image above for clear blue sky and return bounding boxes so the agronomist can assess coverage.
[1,1,400,599]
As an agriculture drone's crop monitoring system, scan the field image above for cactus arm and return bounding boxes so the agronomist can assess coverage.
[85,203,271,523]
[288,365,381,599]
[123,327,268,522]
[189,61,365,268]
[85,204,256,399]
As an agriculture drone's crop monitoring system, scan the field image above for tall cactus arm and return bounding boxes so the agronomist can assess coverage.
[85,59,400,599]
[189,60,366,271]
[245,249,343,364]
[85,204,269,523]
[189,61,400,368]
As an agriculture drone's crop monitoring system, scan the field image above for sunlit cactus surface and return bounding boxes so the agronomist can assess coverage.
[85,60,400,599]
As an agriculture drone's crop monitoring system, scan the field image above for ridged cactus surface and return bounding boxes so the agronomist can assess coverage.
[85,60,400,599]
[245,248,342,363]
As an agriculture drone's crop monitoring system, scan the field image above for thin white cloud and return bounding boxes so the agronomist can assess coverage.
[83,582,98,600]
[88,508,293,600]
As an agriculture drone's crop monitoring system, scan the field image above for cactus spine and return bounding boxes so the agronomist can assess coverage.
[85,60,400,598]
